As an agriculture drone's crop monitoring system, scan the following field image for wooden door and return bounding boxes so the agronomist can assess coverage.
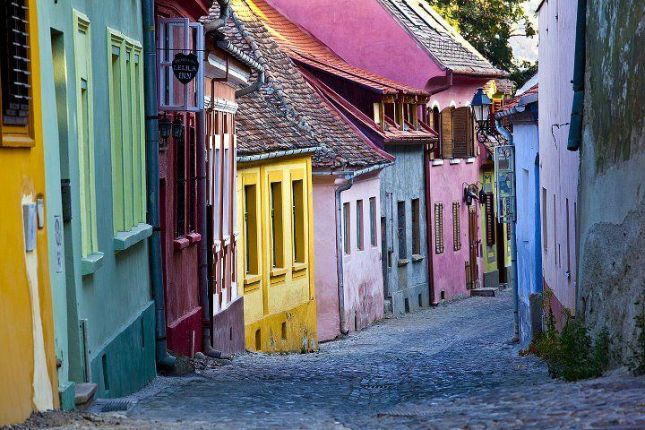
[467,208,479,289]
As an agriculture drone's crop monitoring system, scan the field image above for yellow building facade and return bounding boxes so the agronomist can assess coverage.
[0,0,59,424]
[237,156,318,352]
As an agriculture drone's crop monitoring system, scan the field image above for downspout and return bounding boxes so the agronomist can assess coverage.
[567,0,587,151]
[335,174,354,335]
[423,142,436,305]
[496,119,520,342]
[142,0,175,369]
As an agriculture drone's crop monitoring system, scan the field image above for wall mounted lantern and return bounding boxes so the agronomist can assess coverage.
[471,88,506,145]
[159,114,172,149]
[172,115,184,140]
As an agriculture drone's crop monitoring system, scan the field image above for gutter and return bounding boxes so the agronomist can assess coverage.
[567,0,587,151]
[423,142,436,304]
[237,147,320,164]
[142,0,175,370]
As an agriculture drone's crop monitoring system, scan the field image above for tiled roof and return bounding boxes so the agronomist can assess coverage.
[204,2,393,170]
[378,0,506,78]
[243,0,427,96]
[497,84,538,114]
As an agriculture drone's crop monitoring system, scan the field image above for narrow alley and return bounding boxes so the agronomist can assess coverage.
[14,293,645,430]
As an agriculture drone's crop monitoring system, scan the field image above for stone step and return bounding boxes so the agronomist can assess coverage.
[470,288,497,297]
[74,382,97,406]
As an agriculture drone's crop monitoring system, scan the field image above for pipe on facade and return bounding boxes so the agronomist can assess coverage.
[496,119,520,342]
[142,0,175,370]
[423,142,437,305]
[334,174,354,335]
[204,0,230,40]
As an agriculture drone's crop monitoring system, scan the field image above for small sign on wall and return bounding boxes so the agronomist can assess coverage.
[54,215,64,273]
[172,53,199,84]
[494,145,516,224]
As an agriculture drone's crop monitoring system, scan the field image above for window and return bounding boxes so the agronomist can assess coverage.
[542,187,548,251]
[369,197,377,247]
[108,30,146,235]
[452,202,461,251]
[243,184,258,275]
[397,201,407,258]
[74,12,98,258]
[356,200,364,251]
[452,107,474,158]
[434,203,444,254]
[440,108,453,159]
[291,179,305,263]
[270,181,284,268]
[343,202,351,254]
[411,199,421,255]
[1,0,33,145]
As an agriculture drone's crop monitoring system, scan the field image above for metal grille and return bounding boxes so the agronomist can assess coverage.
[1,0,31,126]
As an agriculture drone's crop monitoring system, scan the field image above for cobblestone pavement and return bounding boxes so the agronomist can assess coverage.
[13,292,645,429]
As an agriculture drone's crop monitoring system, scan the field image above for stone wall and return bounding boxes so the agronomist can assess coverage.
[577,0,645,366]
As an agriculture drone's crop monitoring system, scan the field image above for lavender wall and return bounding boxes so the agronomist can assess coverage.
[266,0,444,89]
[538,0,579,319]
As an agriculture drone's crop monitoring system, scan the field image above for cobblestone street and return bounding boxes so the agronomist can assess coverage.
[15,292,645,429]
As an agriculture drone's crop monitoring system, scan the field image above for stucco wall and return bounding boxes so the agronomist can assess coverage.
[37,0,155,398]
[577,0,645,364]
[381,146,430,314]
[429,159,481,301]
[265,0,443,90]
[513,121,542,346]
[538,0,579,321]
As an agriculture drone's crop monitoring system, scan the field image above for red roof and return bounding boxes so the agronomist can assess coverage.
[498,84,539,114]
[242,0,428,96]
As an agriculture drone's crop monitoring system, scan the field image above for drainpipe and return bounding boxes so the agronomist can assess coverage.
[142,0,175,369]
[568,0,587,151]
[423,142,436,305]
[496,119,520,342]
[335,174,354,335]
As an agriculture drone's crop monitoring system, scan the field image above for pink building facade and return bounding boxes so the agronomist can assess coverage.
[267,0,504,301]
[537,0,579,323]
[314,174,385,341]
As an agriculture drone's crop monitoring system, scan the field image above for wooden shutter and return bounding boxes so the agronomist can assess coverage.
[440,108,453,159]
[452,202,461,251]
[452,107,469,158]
[434,203,444,254]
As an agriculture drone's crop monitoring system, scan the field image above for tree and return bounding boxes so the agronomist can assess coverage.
[426,0,536,87]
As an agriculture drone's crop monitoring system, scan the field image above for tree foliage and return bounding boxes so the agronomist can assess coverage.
[426,0,536,86]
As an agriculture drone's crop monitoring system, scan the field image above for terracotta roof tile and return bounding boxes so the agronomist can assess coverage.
[206,1,392,170]
[379,0,506,78]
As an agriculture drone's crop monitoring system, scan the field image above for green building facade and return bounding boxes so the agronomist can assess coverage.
[37,0,156,408]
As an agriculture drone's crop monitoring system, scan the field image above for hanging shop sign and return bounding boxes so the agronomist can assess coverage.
[172,53,200,84]
[494,145,516,224]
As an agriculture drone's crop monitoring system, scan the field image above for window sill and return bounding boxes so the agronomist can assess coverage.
[244,274,262,290]
[466,157,476,164]
[292,262,308,278]
[431,159,444,166]
[449,159,462,165]
[397,258,409,267]
[173,237,190,251]
[412,254,425,263]
[81,252,104,276]
[113,223,152,252]
[270,267,287,278]
[187,232,202,244]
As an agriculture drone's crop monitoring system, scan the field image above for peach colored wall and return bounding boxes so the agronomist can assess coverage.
[313,173,384,341]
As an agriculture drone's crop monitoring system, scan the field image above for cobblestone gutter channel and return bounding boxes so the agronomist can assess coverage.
[6,292,645,429]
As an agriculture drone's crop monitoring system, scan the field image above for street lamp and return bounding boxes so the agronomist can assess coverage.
[159,114,172,150]
[471,88,505,145]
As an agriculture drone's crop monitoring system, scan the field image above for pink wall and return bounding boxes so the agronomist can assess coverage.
[266,0,444,89]
[538,0,579,315]
[340,174,384,332]
[428,159,482,302]
[313,173,384,342]
[313,177,341,342]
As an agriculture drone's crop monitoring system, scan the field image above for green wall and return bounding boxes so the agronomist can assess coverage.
[38,0,156,404]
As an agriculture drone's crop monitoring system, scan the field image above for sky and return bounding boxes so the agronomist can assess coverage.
[509,0,540,63]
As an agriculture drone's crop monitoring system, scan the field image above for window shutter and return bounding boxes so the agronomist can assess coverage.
[452,107,469,158]
[440,109,453,159]
[157,18,204,112]
[1,0,31,126]
[452,202,461,251]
